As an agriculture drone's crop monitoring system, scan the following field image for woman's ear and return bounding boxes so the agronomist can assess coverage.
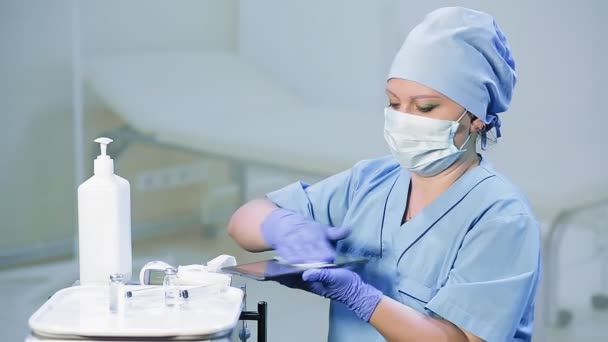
[469,116,486,133]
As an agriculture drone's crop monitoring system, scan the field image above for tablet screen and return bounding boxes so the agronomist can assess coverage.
[221,257,368,281]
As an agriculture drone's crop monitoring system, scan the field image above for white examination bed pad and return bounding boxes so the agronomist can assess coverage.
[85,50,387,175]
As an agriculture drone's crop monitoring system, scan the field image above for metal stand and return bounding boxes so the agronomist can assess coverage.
[238,301,268,342]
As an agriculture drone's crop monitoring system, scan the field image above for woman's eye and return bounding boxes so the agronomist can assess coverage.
[388,103,400,109]
[416,104,438,113]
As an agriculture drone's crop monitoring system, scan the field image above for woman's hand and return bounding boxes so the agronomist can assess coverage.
[261,208,351,264]
[302,268,383,322]
[302,268,481,341]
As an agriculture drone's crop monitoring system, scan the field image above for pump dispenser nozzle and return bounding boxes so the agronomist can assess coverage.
[93,137,114,175]
[95,137,113,157]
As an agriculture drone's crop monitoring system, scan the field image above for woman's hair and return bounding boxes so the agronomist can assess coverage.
[469,111,498,150]
[480,128,498,149]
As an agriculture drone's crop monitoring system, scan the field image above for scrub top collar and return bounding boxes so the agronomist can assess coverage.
[383,158,495,263]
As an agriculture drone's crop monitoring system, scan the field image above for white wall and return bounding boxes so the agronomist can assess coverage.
[0,0,238,256]
[0,0,75,254]
[239,1,389,113]
[240,0,608,220]
[81,0,237,55]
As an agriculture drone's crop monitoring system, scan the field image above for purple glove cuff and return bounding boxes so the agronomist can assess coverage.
[260,208,292,248]
[303,268,384,322]
[349,284,384,322]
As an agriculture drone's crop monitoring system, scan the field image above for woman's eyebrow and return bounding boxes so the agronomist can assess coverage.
[385,89,398,97]
[385,89,440,101]
[410,95,441,100]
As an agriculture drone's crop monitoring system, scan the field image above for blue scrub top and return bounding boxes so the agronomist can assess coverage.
[267,156,541,342]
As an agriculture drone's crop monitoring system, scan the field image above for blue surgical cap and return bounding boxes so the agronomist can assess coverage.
[388,7,516,148]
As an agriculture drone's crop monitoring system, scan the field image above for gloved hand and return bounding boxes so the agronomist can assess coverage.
[303,268,383,322]
[261,208,351,264]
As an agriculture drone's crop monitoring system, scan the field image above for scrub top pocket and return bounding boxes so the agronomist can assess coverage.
[396,276,437,313]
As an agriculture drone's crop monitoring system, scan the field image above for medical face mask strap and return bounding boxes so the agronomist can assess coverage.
[456,109,468,123]
[456,109,471,150]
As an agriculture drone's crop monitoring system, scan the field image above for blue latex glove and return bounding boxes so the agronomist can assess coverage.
[302,268,383,322]
[261,208,351,264]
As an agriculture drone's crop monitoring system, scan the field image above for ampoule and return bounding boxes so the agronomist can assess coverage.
[163,267,181,307]
[109,273,125,313]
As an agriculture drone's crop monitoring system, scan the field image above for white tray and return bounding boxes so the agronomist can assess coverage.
[28,285,243,340]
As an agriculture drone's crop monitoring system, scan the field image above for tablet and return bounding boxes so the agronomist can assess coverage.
[221,257,368,281]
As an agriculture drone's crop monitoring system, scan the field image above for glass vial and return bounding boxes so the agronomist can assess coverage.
[109,273,124,313]
[163,267,181,307]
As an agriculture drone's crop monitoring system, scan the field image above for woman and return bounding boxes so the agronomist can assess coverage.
[228,7,540,342]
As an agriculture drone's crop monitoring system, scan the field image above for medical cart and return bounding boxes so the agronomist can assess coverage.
[26,284,267,342]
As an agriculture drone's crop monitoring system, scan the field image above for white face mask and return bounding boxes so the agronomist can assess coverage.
[383,107,471,177]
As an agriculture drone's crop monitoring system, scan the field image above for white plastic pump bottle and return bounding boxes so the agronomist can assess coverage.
[78,137,132,284]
